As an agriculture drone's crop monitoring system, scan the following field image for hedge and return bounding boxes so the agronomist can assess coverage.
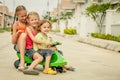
[91,33,120,42]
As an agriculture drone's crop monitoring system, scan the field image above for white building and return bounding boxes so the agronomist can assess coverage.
[51,0,120,36]
[72,0,120,36]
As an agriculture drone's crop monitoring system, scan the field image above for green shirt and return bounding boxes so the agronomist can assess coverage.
[33,33,50,51]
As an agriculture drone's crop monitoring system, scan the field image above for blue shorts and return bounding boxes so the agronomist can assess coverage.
[25,49,36,59]
[14,44,36,59]
[37,49,53,58]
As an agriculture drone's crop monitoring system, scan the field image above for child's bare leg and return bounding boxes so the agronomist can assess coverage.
[28,52,43,70]
[44,55,52,69]
[23,52,43,75]
[17,33,26,69]
[43,54,56,75]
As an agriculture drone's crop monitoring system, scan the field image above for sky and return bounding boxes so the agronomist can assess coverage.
[1,0,59,16]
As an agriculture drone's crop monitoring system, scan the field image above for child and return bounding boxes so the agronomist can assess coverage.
[34,20,75,73]
[34,20,57,75]
[11,5,27,71]
[23,12,50,75]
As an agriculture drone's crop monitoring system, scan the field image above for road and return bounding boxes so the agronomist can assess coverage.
[0,32,120,80]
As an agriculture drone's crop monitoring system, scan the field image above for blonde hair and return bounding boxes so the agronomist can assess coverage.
[37,19,52,31]
[11,5,27,34]
[27,11,40,20]
[26,12,40,27]
[15,5,26,17]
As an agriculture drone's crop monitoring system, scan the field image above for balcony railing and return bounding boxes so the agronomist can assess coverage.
[72,0,86,3]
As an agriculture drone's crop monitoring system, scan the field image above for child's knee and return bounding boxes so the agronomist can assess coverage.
[38,56,43,61]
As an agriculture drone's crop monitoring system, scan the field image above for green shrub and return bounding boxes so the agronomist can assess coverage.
[91,33,98,37]
[0,27,11,33]
[5,27,11,32]
[64,28,76,35]
[0,28,4,33]
[91,33,106,39]
[91,33,120,42]
[117,36,120,42]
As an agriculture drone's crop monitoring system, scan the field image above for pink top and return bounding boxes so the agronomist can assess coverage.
[26,31,36,49]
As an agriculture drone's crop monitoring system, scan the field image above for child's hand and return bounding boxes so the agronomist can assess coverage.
[17,30,23,35]
[51,42,62,47]
[45,42,51,46]
[49,47,57,51]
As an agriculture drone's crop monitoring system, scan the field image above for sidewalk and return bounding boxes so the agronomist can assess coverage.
[0,32,11,49]
[52,32,120,53]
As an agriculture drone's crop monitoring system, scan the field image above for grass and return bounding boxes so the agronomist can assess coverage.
[0,27,11,33]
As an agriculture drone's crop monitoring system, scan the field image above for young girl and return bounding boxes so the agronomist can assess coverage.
[34,20,57,75]
[23,12,51,75]
[34,20,75,73]
[11,5,27,71]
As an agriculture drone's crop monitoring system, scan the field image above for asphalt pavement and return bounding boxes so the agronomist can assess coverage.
[0,32,120,80]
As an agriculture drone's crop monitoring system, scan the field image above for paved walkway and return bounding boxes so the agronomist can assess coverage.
[53,32,120,52]
[0,32,11,49]
[0,32,120,80]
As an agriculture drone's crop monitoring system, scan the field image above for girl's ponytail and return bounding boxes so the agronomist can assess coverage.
[11,12,16,34]
[11,5,26,34]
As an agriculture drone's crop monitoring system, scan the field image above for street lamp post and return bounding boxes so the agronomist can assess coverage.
[57,0,60,29]
[47,0,50,20]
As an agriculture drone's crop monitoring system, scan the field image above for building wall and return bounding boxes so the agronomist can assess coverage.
[106,10,120,36]
[0,6,9,28]
[111,25,120,36]
[72,0,120,36]
[53,0,120,36]
[72,0,95,35]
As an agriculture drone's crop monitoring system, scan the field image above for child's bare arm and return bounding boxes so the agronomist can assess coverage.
[26,27,50,45]
[37,44,47,50]
[38,44,57,51]
[12,22,18,44]
[49,36,53,42]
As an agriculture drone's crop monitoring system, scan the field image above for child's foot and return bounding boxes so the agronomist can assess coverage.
[43,68,57,75]
[18,66,25,71]
[66,67,75,71]
[23,69,39,75]
[64,66,75,71]
[63,68,67,72]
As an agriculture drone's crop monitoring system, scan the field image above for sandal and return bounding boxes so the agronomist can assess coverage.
[43,68,57,75]
[34,67,41,71]
[23,69,39,75]
[63,68,67,72]
[66,67,75,71]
